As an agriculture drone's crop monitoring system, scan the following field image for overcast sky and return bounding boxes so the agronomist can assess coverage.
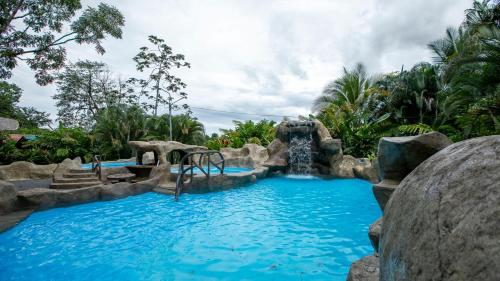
[11,0,472,134]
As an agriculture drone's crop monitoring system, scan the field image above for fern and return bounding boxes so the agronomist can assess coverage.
[397,123,433,135]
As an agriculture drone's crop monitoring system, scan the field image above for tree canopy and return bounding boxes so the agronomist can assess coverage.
[0,1,124,85]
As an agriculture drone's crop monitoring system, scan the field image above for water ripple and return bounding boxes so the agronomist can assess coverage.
[0,177,380,281]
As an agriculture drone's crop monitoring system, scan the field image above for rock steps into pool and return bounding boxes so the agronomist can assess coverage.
[152,181,176,195]
[50,169,102,189]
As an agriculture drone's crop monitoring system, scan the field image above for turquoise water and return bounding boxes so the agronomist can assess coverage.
[170,166,252,174]
[0,177,380,281]
[80,161,136,169]
[80,162,252,174]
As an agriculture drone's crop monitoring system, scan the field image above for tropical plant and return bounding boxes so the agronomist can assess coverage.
[146,114,205,145]
[208,120,276,149]
[93,105,147,160]
[313,63,374,114]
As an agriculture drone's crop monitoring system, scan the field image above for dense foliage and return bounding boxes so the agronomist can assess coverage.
[315,0,500,157]
[0,127,94,165]
[206,120,276,150]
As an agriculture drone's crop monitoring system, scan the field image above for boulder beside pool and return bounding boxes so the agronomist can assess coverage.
[380,135,500,281]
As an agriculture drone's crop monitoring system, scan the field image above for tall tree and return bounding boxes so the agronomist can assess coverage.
[132,35,190,140]
[313,63,374,113]
[0,81,51,128]
[0,1,124,85]
[54,60,134,128]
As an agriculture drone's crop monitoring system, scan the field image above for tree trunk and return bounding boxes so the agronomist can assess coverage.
[169,102,173,141]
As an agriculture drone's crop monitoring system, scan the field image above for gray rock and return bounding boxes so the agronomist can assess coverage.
[369,217,382,254]
[0,161,57,180]
[330,155,357,178]
[221,143,269,167]
[129,140,207,165]
[17,185,102,210]
[264,138,288,171]
[377,132,452,182]
[346,255,380,281]
[372,180,399,212]
[101,179,157,200]
[0,180,17,214]
[380,135,500,281]
[353,158,380,183]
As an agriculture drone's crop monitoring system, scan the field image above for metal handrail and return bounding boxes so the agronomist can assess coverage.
[175,150,225,201]
[91,155,102,181]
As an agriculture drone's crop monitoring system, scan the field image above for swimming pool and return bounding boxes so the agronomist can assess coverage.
[0,177,380,281]
[80,162,252,174]
[80,161,136,169]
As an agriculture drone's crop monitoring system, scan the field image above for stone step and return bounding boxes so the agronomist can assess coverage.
[153,181,176,195]
[69,168,94,174]
[64,172,97,179]
[53,177,99,183]
[372,180,400,213]
[50,181,102,189]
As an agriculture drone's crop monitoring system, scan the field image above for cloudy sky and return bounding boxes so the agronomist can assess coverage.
[11,0,472,133]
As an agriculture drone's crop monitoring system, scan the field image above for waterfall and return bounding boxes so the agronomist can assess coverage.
[288,132,313,175]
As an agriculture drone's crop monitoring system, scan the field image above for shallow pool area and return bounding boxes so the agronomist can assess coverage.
[0,176,380,281]
[80,161,137,169]
[170,166,252,174]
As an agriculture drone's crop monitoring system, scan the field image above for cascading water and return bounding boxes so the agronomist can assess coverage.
[287,128,313,175]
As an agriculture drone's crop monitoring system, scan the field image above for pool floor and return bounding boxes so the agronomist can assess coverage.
[0,176,380,281]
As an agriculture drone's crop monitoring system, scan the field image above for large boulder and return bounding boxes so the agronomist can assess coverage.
[0,180,17,214]
[346,255,380,281]
[0,161,57,180]
[263,138,288,171]
[380,135,500,281]
[377,132,452,182]
[221,143,269,167]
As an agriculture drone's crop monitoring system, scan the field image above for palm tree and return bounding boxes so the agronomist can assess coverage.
[146,114,206,145]
[313,63,374,113]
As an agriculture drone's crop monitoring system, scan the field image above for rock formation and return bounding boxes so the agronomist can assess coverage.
[129,141,207,165]
[347,132,452,281]
[380,135,500,281]
[266,120,343,175]
[220,143,269,168]
[0,161,57,180]
[373,132,452,212]
[0,181,17,214]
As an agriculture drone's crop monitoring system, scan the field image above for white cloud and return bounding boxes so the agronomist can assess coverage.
[10,0,472,133]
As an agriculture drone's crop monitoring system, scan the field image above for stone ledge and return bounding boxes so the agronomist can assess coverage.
[0,209,34,233]
[346,255,380,281]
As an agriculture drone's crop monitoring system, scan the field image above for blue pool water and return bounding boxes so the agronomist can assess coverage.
[0,177,380,281]
[170,166,252,174]
[80,162,252,174]
[80,161,136,169]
